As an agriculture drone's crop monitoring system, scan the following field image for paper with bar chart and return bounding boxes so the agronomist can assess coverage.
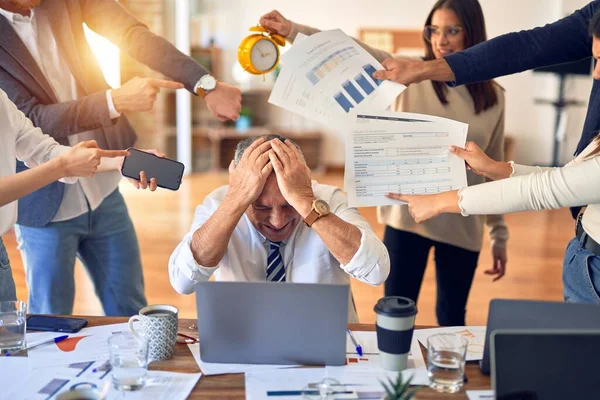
[344,111,469,207]
[26,323,131,368]
[269,29,405,127]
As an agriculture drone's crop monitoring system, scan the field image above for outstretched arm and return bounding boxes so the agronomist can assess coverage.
[372,2,596,85]
[387,156,600,222]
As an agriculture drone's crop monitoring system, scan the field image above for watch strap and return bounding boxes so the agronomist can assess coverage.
[304,209,320,227]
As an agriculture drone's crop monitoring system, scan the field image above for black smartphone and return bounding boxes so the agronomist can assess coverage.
[27,315,88,333]
[121,148,185,191]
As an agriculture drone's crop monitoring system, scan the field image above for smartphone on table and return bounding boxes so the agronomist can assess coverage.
[27,315,88,333]
[120,148,185,191]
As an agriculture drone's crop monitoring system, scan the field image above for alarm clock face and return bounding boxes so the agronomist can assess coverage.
[250,38,278,72]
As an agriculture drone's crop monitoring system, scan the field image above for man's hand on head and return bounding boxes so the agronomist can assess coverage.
[268,139,315,218]
[225,137,273,208]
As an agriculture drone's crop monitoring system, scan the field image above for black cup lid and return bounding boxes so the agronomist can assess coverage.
[374,296,418,317]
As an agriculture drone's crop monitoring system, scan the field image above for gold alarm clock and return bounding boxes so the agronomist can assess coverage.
[238,26,286,75]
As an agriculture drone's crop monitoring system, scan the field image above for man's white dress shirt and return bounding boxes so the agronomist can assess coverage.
[0,7,121,222]
[169,182,390,322]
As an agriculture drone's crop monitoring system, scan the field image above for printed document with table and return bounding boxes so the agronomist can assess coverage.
[344,111,469,207]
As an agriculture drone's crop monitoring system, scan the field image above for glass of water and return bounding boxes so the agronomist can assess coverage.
[0,300,27,354]
[108,332,148,391]
[427,333,468,393]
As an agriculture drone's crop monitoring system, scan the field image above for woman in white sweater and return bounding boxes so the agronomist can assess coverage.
[0,89,156,302]
[260,0,508,326]
[388,137,600,303]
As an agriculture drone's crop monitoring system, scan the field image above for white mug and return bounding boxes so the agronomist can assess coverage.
[128,304,178,362]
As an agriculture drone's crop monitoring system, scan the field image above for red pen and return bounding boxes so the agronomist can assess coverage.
[177,332,198,343]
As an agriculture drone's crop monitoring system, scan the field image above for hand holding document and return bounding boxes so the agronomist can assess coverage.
[344,111,469,207]
[269,29,405,127]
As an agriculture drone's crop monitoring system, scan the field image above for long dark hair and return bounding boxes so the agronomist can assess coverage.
[424,0,498,114]
[588,10,600,158]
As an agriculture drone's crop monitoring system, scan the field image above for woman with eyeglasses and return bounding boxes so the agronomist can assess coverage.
[260,0,507,326]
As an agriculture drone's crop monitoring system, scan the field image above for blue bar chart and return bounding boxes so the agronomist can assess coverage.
[342,80,364,104]
[334,92,354,113]
[362,64,382,86]
[354,73,375,95]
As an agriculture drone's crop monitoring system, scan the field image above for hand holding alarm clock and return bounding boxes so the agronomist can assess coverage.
[238,24,286,75]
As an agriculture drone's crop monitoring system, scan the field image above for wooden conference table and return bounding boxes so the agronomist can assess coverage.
[50,316,492,399]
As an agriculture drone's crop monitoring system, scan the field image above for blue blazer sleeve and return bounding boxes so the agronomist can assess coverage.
[445,1,598,85]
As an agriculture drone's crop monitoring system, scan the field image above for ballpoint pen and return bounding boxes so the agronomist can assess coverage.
[6,334,69,356]
[177,332,199,344]
[346,329,363,356]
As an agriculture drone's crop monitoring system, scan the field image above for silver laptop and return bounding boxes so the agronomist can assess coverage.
[194,281,349,365]
[480,299,600,375]
[491,330,600,400]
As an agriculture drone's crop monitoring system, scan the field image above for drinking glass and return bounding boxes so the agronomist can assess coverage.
[301,378,350,399]
[0,300,27,354]
[108,332,149,391]
[427,333,468,393]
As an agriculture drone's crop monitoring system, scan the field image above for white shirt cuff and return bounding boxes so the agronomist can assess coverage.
[168,233,217,294]
[340,227,389,286]
[106,90,121,119]
[54,146,79,184]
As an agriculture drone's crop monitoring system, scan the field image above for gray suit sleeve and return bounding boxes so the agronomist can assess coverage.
[80,0,209,93]
[0,67,115,139]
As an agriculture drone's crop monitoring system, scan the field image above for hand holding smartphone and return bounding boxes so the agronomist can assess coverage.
[121,148,185,191]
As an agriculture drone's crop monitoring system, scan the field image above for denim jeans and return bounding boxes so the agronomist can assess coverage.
[15,189,147,316]
[0,237,17,302]
[563,236,600,304]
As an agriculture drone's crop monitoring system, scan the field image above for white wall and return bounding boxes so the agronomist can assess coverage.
[204,0,598,166]
[559,0,594,164]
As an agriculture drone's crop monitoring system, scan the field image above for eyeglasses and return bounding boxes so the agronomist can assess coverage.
[423,25,464,42]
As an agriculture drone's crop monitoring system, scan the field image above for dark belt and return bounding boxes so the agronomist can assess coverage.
[576,216,600,256]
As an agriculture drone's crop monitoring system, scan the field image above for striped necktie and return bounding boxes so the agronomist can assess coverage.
[266,241,286,282]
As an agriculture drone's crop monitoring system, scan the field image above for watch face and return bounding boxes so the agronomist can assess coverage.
[200,74,217,91]
[250,39,278,72]
[315,200,330,215]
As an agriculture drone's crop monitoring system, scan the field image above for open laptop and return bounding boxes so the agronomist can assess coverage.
[480,299,600,375]
[491,330,600,400]
[194,281,349,365]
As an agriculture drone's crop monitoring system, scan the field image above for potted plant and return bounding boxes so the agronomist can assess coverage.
[235,105,253,131]
[380,374,418,400]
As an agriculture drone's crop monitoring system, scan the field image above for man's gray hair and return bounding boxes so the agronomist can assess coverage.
[233,134,304,165]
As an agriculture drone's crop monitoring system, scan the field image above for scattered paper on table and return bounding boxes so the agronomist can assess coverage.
[187,343,297,376]
[345,330,379,355]
[269,29,405,128]
[0,357,31,392]
[331,333,428,386]
[344,111,469,207]
[413,326,486,361]
[2,369,201,400]
[245,367,388,400]
[467,390,494,400]
[26,323,132,368]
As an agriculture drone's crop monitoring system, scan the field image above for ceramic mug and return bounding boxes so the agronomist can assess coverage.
[128,304,178,362]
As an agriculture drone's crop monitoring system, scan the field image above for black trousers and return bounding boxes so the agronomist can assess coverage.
[383,226,480,326]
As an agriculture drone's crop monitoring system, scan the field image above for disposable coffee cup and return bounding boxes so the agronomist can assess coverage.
[374,296,418,371]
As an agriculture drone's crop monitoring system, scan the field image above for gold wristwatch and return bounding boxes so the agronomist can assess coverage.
[304,199,330,227]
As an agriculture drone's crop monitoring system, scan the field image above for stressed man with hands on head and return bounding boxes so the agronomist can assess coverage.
[169,135,390,322]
